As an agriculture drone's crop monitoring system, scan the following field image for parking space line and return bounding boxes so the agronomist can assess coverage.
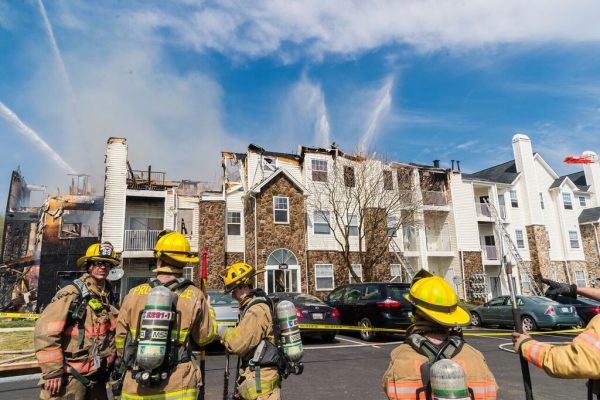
[337,336,368,345]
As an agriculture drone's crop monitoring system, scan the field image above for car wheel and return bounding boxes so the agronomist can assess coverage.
[470,312,482,327]
[521,315,537,332]
[359,317,376,341]
[320,332,336,343]
[575,317,585,329]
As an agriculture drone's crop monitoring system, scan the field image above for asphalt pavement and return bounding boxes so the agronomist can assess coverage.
[0,329,587,400]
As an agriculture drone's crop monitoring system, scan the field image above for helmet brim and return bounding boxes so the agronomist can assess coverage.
[77,256,120,269]
[404,293,471,327]
[223,268,265,293]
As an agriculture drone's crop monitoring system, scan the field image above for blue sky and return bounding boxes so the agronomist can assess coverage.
[1,1,600,206]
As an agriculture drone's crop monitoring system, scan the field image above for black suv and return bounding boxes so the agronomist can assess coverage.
[323,282,412,341]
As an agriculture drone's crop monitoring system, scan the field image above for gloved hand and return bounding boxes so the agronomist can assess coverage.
[542,278,577,299]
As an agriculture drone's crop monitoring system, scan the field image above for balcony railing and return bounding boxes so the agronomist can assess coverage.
[402,227,418,251]
[483,245,499,260]
[124,230,161,251]
[127,169,167,191]
[475,203,492,217]
[426,224,451,252]
[423,191,447,206]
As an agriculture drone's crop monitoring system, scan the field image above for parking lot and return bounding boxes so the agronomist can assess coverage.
[0,328,588,400]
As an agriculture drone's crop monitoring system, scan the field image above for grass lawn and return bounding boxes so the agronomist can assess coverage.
[0,330,35,362]
[0,319,36,328]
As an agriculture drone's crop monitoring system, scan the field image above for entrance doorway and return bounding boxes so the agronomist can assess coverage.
[265,248,300,293]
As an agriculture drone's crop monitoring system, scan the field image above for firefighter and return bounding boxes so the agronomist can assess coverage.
[115,231,216,400]
[220,262,280,400]
[512,279,600,396]
[382,270,498,400]
[34,242,120,400]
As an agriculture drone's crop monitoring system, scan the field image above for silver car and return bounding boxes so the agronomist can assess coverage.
[208,290,239,338]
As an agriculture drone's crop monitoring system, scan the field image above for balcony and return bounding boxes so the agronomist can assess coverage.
[426,224,451,254]
[124,230,161,251]
[422,191,448,208]
[475,203,492,218]
[127,168,168,191]
[402,227,418,252]
[483,245,499,261]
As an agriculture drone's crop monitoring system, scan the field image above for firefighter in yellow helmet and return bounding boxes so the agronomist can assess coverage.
[382,270,498,400]
[220,262,281,400]
[34,242,120,400]
[114,231,216,400]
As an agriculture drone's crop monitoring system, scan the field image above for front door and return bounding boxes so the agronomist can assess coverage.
[265,266,300,293]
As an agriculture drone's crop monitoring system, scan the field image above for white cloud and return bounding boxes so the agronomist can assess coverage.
[127,0,600,59]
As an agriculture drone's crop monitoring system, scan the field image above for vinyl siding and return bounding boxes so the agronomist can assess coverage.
[101,138,128,251]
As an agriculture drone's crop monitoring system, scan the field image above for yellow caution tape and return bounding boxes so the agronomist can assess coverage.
[0,312,40,319]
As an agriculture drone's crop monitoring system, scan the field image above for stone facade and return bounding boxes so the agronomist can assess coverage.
[244,174,307,290]
[548,261,572,284]
[581,224,600,287]
[526,225,549,280]
[461,251,483,302]
[199,199,226,289]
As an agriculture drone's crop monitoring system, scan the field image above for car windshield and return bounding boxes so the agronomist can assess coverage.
[527,296,555,304]
[388,285,409,301]
[208,291,238,305]
[293,293,325,306]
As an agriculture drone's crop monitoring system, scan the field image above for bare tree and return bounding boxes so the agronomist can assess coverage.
[306,150,427,282]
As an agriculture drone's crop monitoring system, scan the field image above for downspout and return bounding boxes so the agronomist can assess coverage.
[594,223,600,273]
[253,194,258,274]
[459,250,467,301]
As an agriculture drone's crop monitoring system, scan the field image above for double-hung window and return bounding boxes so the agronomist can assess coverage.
[387,215,398,237]
[515,229,525,248]
[314,210,330,235]
[576,271,586,287]
[349,264,363,284]
[579,196,588,207]
[509,190,519,208]
[226,211,241,235]
[312,159,328,182]
[569,230,580,248]
[539,192,545,210]
[562,192,573,210]
[315,264,334,290]
[273,196,289,223]
[390,264,402,282]
[347,213,359,236]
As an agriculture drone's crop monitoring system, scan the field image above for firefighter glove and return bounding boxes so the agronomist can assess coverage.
[542,278,577,299]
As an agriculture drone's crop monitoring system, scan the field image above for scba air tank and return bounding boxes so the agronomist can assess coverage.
[276,300,303,362]
[430,359,471,400]
[136,285,175,372]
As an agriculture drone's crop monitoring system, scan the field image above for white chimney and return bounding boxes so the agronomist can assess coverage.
[582,151,600,207]
[101,137,128,251]
[512,133,544,224]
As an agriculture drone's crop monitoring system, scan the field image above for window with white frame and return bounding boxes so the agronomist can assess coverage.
[509,190,519,208]
[515,229,525,248]
[349,264,363,283]
[273,196,289,223]
[311,159,328,182]
[520,271,531,291]
[262,156,276,172]
[226,211,241,235]
[183,266,194,281]
[579,196,588,207]
[347,213,359,236]
[387,215,398,237]
[390,264,402,282]
[315,264,334,290]
[539,192,545,210]
[313,210,330,235]
[575,271,586,287]
[569,230,580,248]
[562,192,573,210]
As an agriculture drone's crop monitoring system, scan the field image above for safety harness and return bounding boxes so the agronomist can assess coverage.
[64,278,115,387]
[405,331,474,400]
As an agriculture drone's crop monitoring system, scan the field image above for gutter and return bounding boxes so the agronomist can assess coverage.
[459,250,467,301]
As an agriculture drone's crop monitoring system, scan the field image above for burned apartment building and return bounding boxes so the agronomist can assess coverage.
[101,137,209,301]
[200,143,462,297]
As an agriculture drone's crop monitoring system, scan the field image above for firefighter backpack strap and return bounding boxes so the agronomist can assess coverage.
[69,278,90,348]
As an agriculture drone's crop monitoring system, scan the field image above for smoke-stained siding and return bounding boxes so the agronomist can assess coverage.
[102,138,128,251]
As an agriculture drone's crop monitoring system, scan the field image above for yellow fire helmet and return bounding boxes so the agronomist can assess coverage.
[153,230,199,269]
[404,269,470,327]
[76,242,120,268]
[221,262,264,293]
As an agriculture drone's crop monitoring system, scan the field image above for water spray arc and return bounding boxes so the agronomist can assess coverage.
[0,101,76,174]
[359,76,394,153]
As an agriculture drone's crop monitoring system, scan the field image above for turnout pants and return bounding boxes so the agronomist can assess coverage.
[39,375,108,400]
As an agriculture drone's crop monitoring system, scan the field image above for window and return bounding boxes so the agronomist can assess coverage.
[562,192,573,210]
[226,211,241,235]
[390,264,402,282]
[579,196,588,207]
[314,210,330,235]
[347,213,359,236]
[60,210,101,239]
[177,209,194,238]
[387,215,398,237]
[515,229,525,248]
[183,266,194,281]
[487,297,506,307]
[521,272,531,292]
[509,190,519,208]
[569,230,580,248]
[327,287,345,301]
[383,170,394,190]
[262,156,276,172]
[575,271,586,287]
[344,166,355,187]
[349,264,363,284]
[315,264,334,290]
[273,196,289,223]
[539,192,545,210]
[311,159,328,182]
